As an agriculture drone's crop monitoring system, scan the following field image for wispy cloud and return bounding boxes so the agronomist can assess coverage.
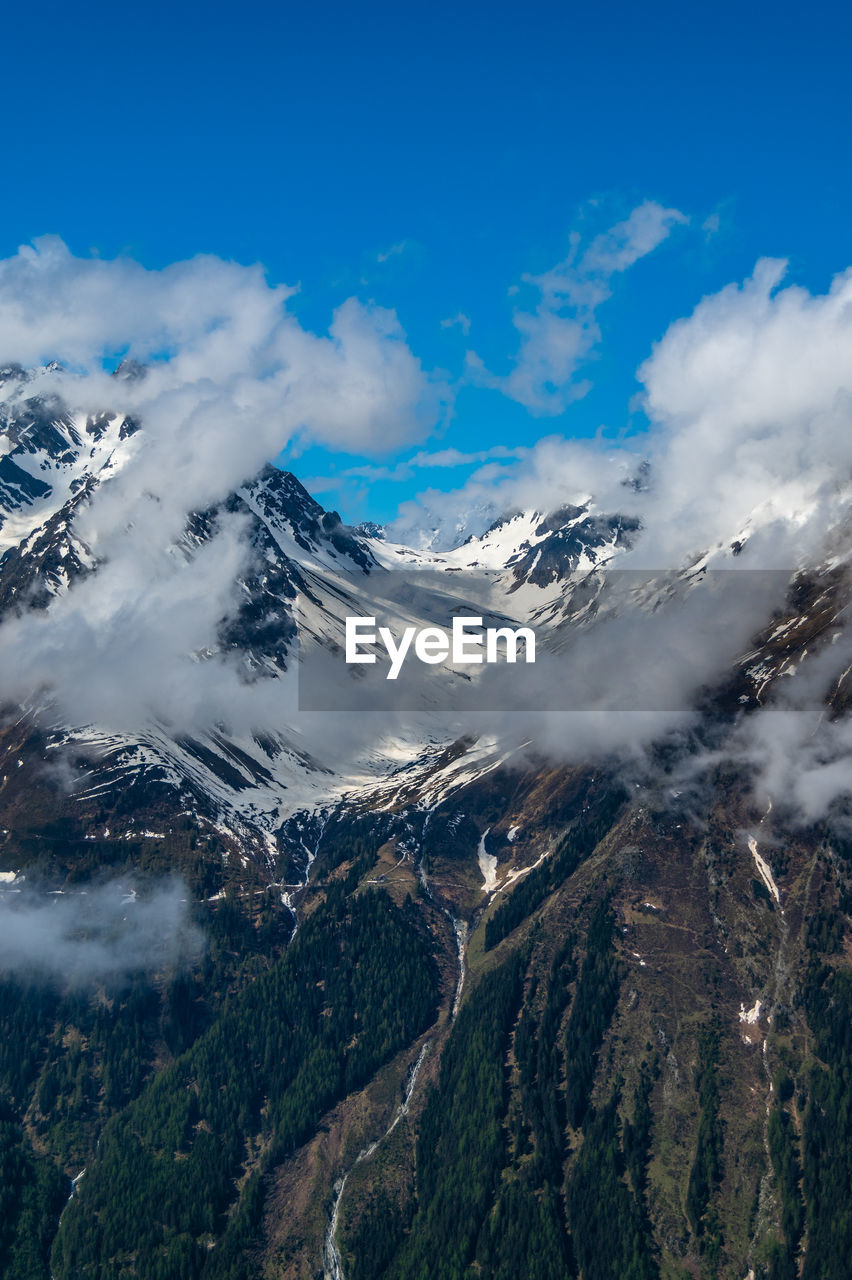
[377,240,409,263]
[410,445,523,468]
[466,201,688,414]
[304,444,524,493]
[441,312,472,335]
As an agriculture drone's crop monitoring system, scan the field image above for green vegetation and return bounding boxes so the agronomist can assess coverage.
[385,951,526,1280]
[51,885,438,1279]
[0,1104,66,1280]
[554,901,656,1278]
[345,1194,414,1280]
[477,1178,573,1280]
[7,782,852,1280]
[564,898,621,1129]
[567,1093,658,1280]
[624,1059,655,1198]
[318,811,391,877]
[514,936,576,1184]
[767,1103,803,1276]
[801,964,852,1280]
[479,939,576,1280]
[484,789,626,951]
[685,1023,723,1267]
[365,894,643,1280]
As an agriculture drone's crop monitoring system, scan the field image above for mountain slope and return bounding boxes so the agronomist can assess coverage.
[0,375,638,887]
[0,376,851,1280]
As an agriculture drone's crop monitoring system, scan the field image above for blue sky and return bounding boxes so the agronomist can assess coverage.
[3,0,851,524]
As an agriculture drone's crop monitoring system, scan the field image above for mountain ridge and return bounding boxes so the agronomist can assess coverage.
[1,376,851,1280]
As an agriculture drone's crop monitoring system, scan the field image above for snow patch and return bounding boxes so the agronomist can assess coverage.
[477,828,498,893]
[748,837,780,903]
[498,846,551,893]
[739,999,762,1025]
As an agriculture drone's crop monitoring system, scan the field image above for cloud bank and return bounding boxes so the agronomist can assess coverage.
[0,237,447,503]
[1,226,852,823]
[0,877,204,986]
[394,256,852,569]
[0,237,448,730]
[386,252,852,818]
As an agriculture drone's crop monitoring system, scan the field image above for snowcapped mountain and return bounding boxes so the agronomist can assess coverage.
[0,370,849,897]
[0,374,646,877]
[0,372,132,611]
[4,374,852,1280]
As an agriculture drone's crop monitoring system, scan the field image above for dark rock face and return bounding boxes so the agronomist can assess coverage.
[511,511,641,588]
[243,464,376,571]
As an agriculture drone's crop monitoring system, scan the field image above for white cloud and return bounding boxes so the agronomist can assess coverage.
[5,233,852,815]
[398,255,852,572]
[377,240,409,263]
[0,878,203,986]
[0,510,255,730]
[388,434,634,548]
[632,256,852,566]
[580,200,688,276]
[409,445,523,468]
[441,312,472,335]
[467,201,687,414]
[386,252,852,807]
[0,238,449,731]
[673,630,852,828]
[303,445,524,500]
[0,237,448,551]
[0,237,447,469]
